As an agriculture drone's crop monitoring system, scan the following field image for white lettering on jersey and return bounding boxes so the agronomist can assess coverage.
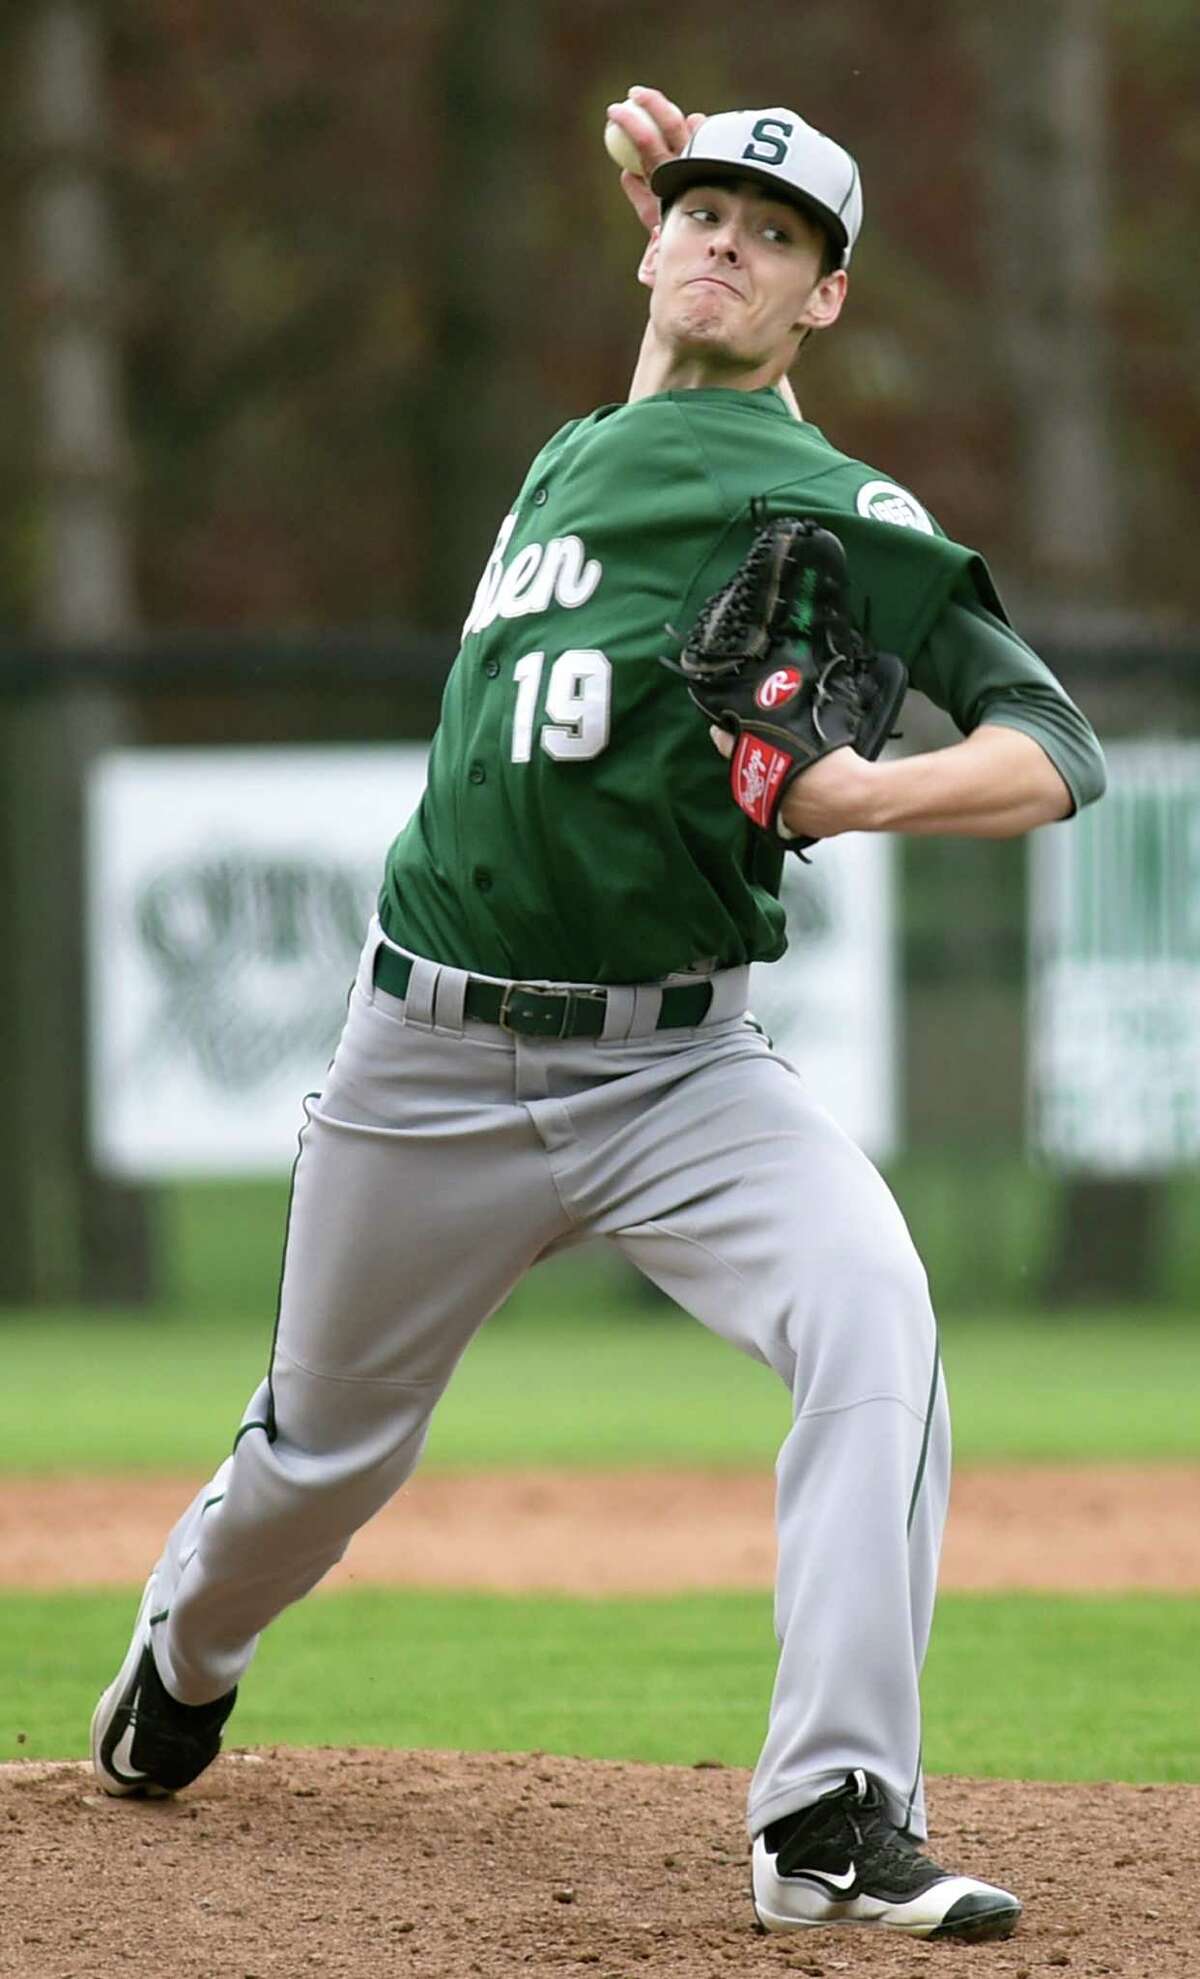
[463,516,603,637]
[509,649,612,764]
[510,651,545,762]
[855,479,934,535]
[464,513,517,635]
[495,543,543,618]
[550,536,603,609]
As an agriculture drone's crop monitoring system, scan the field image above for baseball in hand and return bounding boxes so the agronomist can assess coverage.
[603,99,665,179]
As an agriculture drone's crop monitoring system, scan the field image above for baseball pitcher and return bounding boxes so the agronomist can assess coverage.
[92,88,1105,1942]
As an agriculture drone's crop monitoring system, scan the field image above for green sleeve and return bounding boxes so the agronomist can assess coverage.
[910,590,1107,814]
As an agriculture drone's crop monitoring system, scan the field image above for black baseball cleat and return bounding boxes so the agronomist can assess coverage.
[752,1768,1022,1940]
[90,1575,237,1797]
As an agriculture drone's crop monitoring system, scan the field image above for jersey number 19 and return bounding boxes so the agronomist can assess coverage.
[510,649,612,762]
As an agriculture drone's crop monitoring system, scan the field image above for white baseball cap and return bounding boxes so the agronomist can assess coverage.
[650,108,863,267]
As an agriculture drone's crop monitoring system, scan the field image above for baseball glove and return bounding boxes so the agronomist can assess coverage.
[669,516,908,845]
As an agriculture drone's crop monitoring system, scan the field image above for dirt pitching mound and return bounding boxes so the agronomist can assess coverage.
[2,1747,1195,1978]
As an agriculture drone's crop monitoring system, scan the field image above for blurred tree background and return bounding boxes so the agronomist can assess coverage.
[1,0,1197,637]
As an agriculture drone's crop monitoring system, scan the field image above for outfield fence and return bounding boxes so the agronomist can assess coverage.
[1,625,1197,1308]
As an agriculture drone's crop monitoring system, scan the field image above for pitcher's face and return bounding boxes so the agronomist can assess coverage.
[646,181,846,373]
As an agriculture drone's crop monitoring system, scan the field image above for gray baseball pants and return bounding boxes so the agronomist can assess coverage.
[149,917,949,1839]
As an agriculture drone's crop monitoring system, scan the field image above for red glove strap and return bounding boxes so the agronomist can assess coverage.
[730,732,793,831]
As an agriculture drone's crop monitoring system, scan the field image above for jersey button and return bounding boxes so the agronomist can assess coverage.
[473,867,493,892]
[483,658,501,678]
[532,486,548,506]
[468,761,486,785]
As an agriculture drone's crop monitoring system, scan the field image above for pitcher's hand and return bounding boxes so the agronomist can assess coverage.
[605,86,706,232]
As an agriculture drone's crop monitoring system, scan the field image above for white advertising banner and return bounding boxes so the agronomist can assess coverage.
[87,745,429,1177]
[89,746,898,1175]
[749,835,898,1161]
[1029,740,1200,1174]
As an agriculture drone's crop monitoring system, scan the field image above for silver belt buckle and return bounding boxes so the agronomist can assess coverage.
[498,981,605,1038]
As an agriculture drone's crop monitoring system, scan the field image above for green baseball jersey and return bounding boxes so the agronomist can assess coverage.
[380,385,1091,983]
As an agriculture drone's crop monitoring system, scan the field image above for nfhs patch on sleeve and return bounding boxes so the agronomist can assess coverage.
[855,480,934,535]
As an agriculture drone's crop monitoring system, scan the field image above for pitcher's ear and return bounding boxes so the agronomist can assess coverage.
[638,223,662,290]
[796,268,848,334]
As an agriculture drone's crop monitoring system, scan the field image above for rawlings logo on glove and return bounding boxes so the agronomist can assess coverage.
[665,517,908,846]
[755,667,804,711]
[732,735,792,829]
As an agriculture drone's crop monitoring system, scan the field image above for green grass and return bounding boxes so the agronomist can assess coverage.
[935,1313,1200,1463]
[0,1259,1197,1473]
[5,1588,1198,1783]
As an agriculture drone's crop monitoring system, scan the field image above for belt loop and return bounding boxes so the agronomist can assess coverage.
[704,966,750,1024]
[402,956,439,1029]
[600,986,635,1042]
[625,985,664,1040]
[357,916,386,1003]
[432,966,468,1035]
